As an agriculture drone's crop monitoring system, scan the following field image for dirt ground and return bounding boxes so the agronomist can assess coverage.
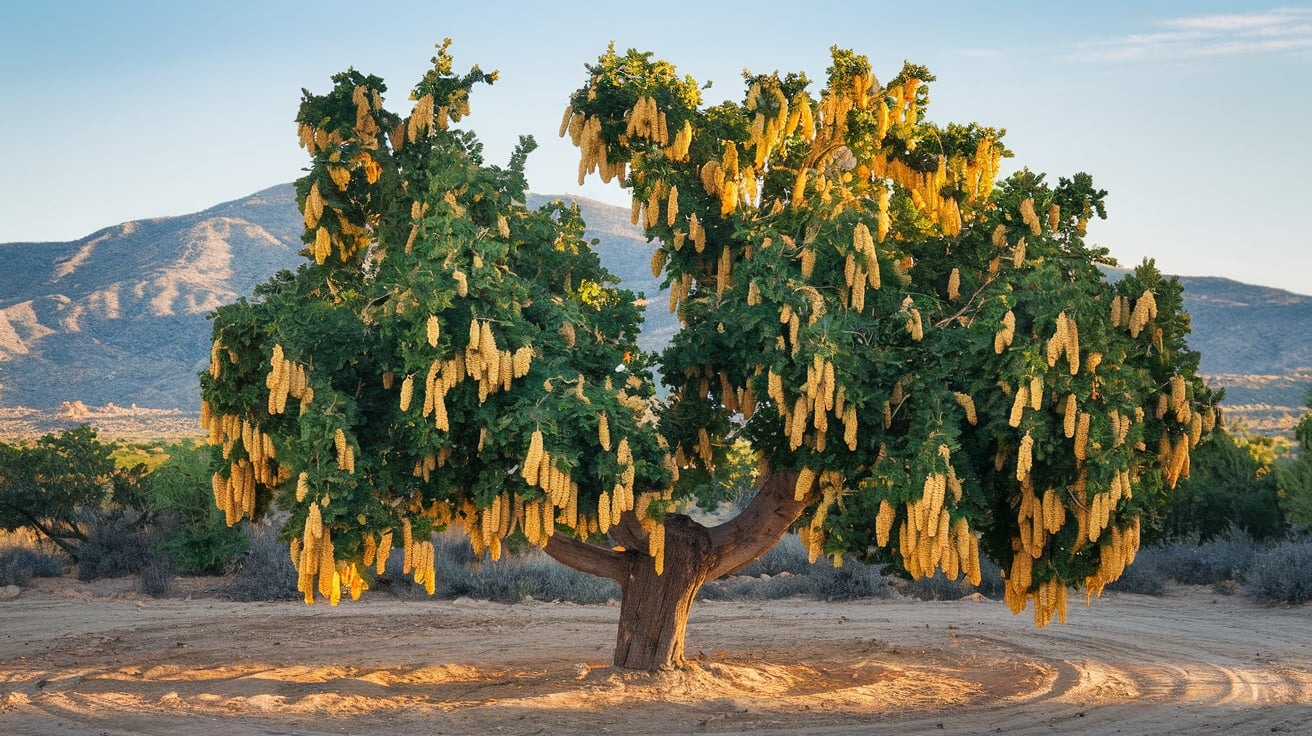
[0,576,1309,735]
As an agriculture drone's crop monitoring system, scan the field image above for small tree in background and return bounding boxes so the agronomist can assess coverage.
[0,426,120,559]
[200,42,1216,671]
[1276,388,1312,527]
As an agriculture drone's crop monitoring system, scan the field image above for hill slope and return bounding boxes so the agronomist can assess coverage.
[1,185,1307,431]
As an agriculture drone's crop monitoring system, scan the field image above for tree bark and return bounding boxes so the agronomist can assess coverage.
[613,513,714,671]
[539,465,820,672]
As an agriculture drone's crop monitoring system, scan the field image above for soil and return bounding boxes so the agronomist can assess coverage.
[1,576,1309,735]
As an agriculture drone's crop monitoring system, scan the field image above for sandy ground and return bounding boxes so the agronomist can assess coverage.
[0,577,1309,735]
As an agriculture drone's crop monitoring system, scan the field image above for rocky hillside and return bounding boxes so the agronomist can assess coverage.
[0,185,304,410]
[1,184,1307,434]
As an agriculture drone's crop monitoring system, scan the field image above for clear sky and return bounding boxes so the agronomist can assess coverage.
[2,1,1309,295]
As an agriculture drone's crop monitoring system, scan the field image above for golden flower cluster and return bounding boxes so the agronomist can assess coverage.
[1046,312,1081,374]
[898,492,980,584]
[265,344,311,416]
[994,310,1016,354]
[1019,198,1041,235]
[1161,432,1192,488]
[1016,432,1035,482]
[952,391,977,425]
[304,182,326,230]
[333,427,355,473]
[1084,517,1142,601]
[1127,290,1157,338]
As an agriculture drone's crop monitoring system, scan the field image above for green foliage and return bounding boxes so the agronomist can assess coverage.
[202,42,671,605]
[148,442,249,574]
[566,43,1216,621]
[1275,389,1312,527]
[0,426,120,558]
[1150,426,1284,542]
[203,41,1217,643]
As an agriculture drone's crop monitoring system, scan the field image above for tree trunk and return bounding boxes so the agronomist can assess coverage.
[613,514,714,671]
[541,467,819,672]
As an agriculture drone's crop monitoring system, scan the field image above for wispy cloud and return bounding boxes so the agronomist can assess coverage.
[1069,7,1312,62]
[956,48,999,59]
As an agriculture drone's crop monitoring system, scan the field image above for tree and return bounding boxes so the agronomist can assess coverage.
[1152,425,1283,542]
[200,42,1216,672]
[1276,388,1312,527]
[0,426,120,559]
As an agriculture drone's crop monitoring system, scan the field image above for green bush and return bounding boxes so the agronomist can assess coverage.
[1151,427,1285,543]
[148,442,248,575]
[1103,555,1167,596]
[1149,526,1258,585]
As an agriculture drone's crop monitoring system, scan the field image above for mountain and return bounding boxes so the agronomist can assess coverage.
[0,185,305,410]
[1,184,1308,437]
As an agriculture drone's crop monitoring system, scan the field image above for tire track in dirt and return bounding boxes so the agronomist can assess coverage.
[1,584,1308,734]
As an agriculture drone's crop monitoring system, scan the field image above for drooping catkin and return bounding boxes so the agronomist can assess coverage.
[953,392,977,425]
[400,375,415,411]
[1064,394,1077,438]
[1074,412,1091,460]
[1016,433,1034,482]
[795,467,816,501]
[1009,386,1029,428]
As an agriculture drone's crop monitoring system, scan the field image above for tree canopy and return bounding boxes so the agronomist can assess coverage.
[200,41,1215,670]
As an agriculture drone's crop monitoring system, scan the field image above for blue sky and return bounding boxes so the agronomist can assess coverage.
[2,1,1309,295]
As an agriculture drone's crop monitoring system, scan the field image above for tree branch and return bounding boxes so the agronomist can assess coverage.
[706,466,817,579]
[542,532,630,582]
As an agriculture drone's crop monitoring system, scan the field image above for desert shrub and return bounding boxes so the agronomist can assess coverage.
[1103,554,1168,596]
[227,528,299,601]
[700,554,892,602]
[76,516,154,581]
[1244,540,1312,604]
[137,550,176,598]
[811,560,893,601]
[0,547,64,586]
[464,551,621,604]
[737,534,812,577]
[698,571,815,601]
[1150,526,1257,585]
[902,572,981,601]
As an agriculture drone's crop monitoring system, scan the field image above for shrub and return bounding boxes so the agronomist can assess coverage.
[1244,540,1312,605]
[902,572,980,601]
[148,443,248,575]
[1103,554,1167,596]
[137,551,176,598]
[227,528,300,602]
[1151,526,1257,585]
[736,534,813,577]
[76,516,154,581]
[700,553,892,602]
[0,547,63,586]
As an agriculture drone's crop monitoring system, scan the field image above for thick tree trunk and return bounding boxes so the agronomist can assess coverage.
[540,467,820,672]
[613,514,714,671]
